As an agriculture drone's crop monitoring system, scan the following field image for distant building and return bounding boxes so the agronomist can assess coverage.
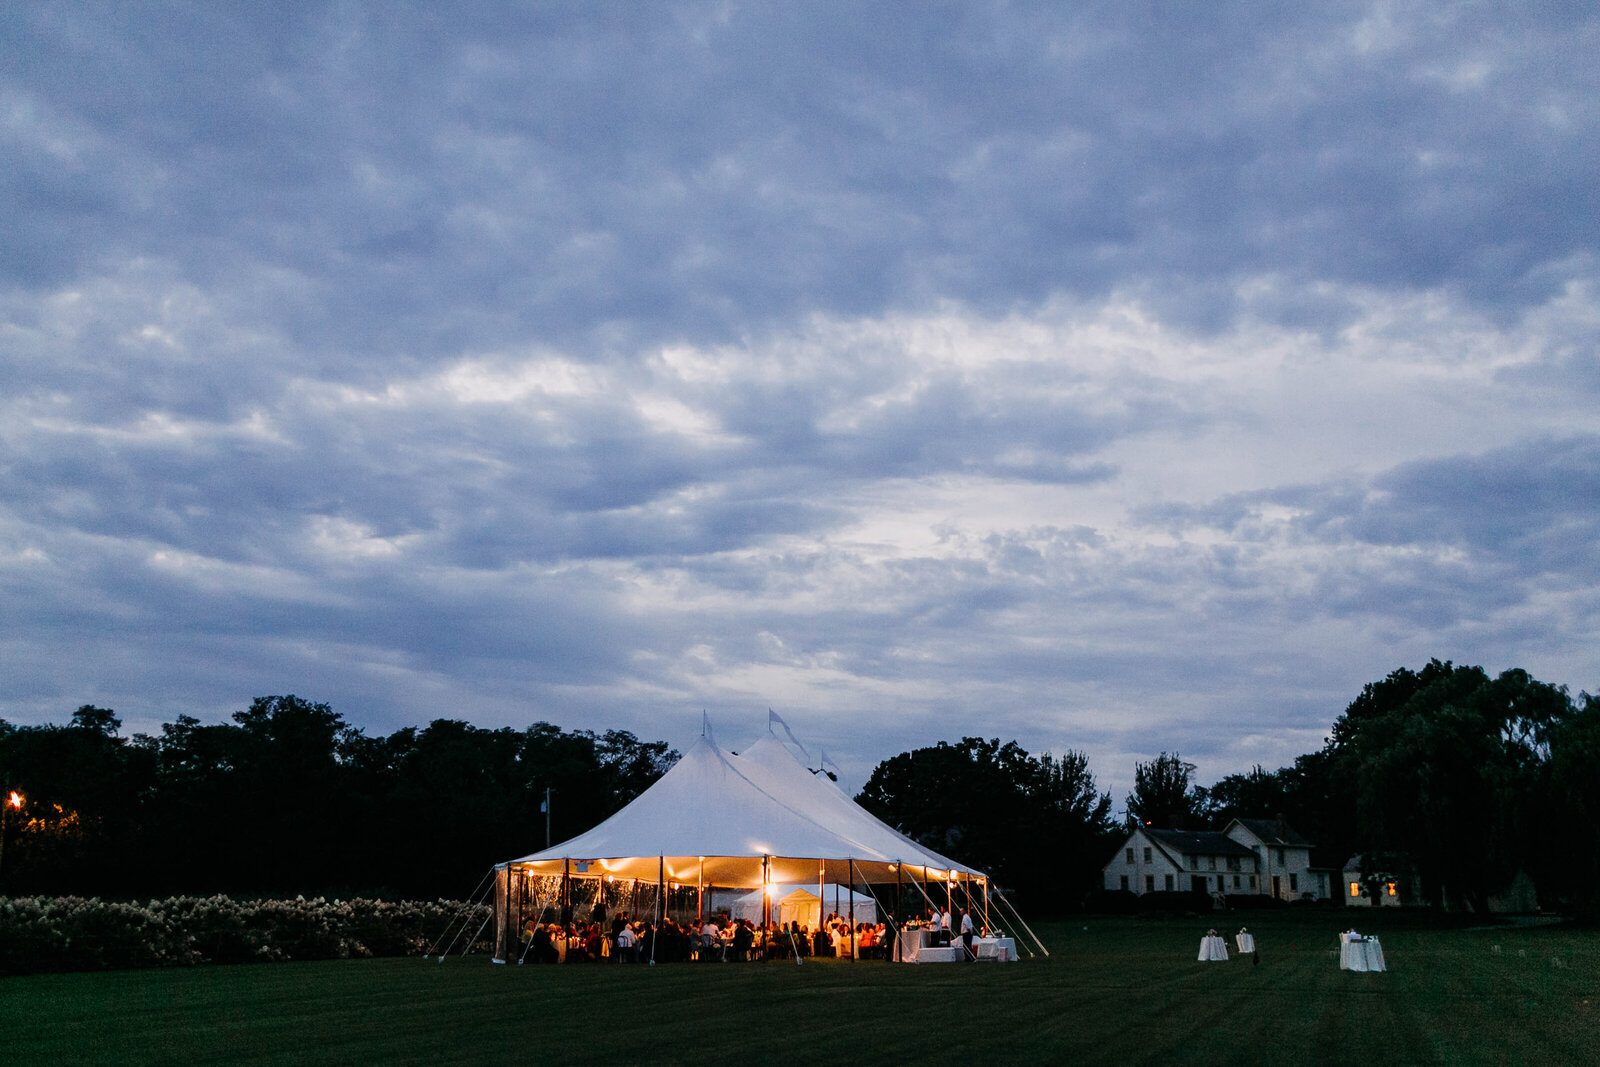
[1104,817,1329,901]
[1341,854,1413,908]
[1226,817,1330,902]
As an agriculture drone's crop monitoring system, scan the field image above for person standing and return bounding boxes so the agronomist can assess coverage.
[960,909,975,961]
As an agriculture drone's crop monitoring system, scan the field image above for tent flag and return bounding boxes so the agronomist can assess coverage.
[701,710,715,745]
[768,708,809,757]
[817,748,840,778]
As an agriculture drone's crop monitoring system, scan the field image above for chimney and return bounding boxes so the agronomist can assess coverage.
[1275,813,1288,841]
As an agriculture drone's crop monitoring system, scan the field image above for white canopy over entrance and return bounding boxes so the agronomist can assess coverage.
[724,884,877,927]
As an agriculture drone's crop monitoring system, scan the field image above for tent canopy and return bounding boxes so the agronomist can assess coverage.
[502,732,984,890]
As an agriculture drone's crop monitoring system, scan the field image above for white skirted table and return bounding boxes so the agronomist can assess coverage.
[1339,932,1386,972]
[975,936,1017,962]
[894,929,939,962]
[1198,935,1229,961]
[894,930,1015,963]
[1235,930,1256,954]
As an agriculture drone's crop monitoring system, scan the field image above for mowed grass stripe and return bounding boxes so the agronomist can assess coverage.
[4,915,1598,1065]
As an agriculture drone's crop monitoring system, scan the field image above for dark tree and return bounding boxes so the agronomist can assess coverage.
[857,737,1116,910]
[1125,752,1200,830]
[1331,661,1573,912]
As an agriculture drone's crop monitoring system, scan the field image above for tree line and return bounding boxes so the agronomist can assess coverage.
[0,697,676,900]
[1114,661,1600,915]
[4,660,1596,915]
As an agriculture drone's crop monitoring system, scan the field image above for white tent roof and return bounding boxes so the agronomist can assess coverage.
[730,735,977,877]
[503,731,984,888]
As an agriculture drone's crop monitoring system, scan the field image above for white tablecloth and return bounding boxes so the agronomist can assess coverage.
[975,937,1016,962]
[1339,933,1386,972]
[894,929,938,963]
[1235,932,1256,954]
[1198,935,1229,961]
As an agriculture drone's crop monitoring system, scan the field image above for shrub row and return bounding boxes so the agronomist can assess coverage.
[0,895,490,975]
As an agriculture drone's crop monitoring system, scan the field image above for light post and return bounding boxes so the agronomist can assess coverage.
[0,788,22,883]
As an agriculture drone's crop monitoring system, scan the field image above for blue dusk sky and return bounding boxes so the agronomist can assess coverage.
[2,2,1596,802]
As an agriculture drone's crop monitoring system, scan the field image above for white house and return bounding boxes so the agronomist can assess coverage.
[1103,826,1263,897]
[1225,818,1328,902]
[1104,817,1327,901]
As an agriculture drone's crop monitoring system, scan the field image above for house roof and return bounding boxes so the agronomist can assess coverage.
[1144,828,1257,859]
[1231,817,1313,848]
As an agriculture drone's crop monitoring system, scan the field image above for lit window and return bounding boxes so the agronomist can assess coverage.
[1349,882,1361,898]
[1386,882,1397,897]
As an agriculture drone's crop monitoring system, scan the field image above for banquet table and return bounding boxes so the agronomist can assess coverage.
[894,928,939,963]
[1198,935,1229,962]
[1339,932,1386,972]
[975,936,1017,962]
[1235,931,1257,954]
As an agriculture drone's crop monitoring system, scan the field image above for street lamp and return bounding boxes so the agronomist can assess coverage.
[0,789,22,882]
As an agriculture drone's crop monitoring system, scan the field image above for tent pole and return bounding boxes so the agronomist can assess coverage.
[817,859,825,956]
[895,864,903,961]
[562,858,571,928]
[848,858,857,962]
[698,857,704,927]
[983,876,990,936]
[762,855,771,962]
[654,855,664,965]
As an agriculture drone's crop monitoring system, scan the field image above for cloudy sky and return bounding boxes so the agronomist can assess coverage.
[3,2,1596,802]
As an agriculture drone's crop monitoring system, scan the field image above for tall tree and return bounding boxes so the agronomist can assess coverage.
[857,738,1116,909]
[1125,752,1200,829]
[1332,661,1572,911]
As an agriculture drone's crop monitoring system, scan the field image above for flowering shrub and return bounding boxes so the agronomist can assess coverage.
[0,895,490,975]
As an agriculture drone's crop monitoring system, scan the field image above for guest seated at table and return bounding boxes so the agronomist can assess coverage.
[616,921,638,963]
[699,918,725,961]
[525,922,549,964]
[731,919,754,961]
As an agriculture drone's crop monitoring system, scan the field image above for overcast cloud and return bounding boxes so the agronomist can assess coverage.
[3,2,1596,801]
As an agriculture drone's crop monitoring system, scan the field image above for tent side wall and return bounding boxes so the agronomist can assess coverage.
[492,864,510,962]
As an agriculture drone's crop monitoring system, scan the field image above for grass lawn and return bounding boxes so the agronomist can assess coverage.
[4,911,1598,1065]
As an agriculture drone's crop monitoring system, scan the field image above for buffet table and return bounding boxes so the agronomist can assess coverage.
[1339,932,1386,972]
[975,936,1016,962]
[894,928,938,962]
[894,930,1016,962]
[1198,934,1229,961]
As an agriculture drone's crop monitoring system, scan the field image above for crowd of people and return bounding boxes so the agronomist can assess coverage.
[518,903,985,963]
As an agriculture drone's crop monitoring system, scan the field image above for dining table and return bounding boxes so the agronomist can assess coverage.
[1235,930,1256,954]
[1198,934,1229,961]
[1338,931,1386,972]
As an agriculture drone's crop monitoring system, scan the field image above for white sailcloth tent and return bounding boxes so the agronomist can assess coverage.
[491,723,993,960]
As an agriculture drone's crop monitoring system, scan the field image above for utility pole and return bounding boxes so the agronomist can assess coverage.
[542,787,552,849]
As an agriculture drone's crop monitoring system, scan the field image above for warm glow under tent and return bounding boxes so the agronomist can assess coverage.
[724,884,877,928]
[491,727,993,961]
